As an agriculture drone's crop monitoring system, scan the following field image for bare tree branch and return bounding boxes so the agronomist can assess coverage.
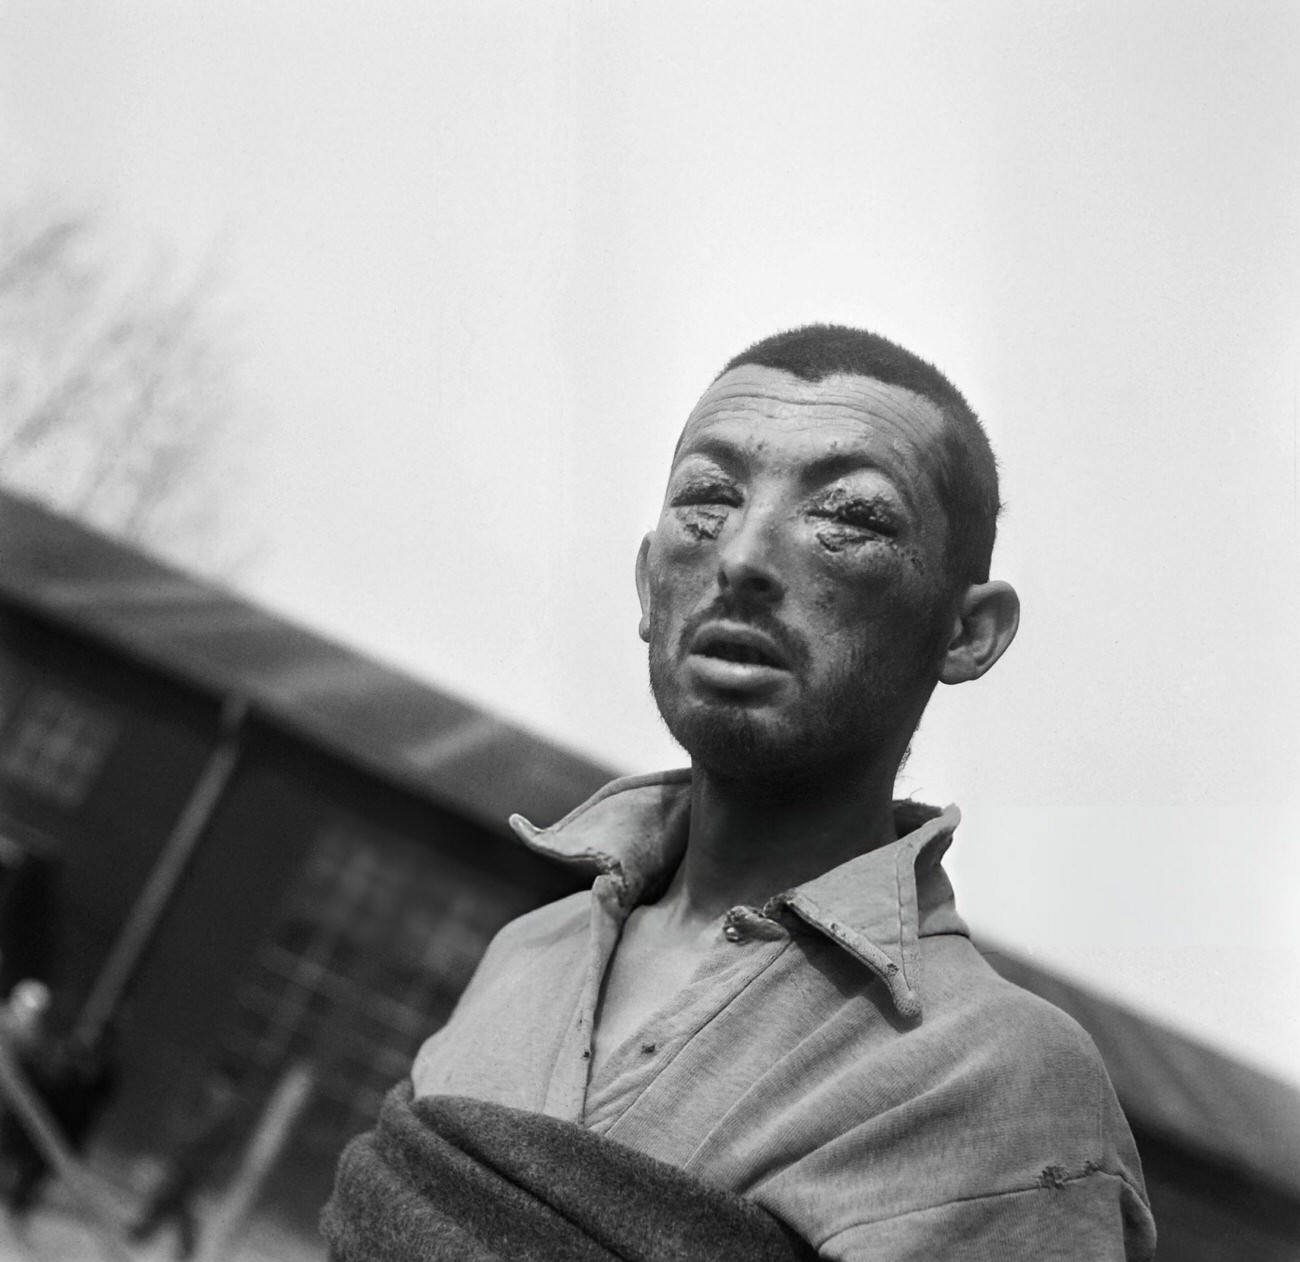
[0,205,255,575]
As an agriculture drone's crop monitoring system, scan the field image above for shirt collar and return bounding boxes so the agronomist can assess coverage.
[509,770,967,1021]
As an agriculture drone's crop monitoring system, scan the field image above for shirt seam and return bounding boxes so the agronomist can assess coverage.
[1093,1051,1105,1159]
[893,840,910,996]
[816,1164,1145,1244]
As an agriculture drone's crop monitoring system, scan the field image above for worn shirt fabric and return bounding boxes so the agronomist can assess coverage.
[412,770,1156,1261]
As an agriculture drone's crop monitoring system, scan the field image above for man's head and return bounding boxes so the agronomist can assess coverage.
[636,324,1019,792]
[716,324,1001,595]
[6,978,50,1041]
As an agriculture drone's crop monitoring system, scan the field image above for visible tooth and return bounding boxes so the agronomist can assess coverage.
[699,642,777,666]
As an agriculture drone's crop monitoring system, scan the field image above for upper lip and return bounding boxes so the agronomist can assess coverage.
[688,622,791,670]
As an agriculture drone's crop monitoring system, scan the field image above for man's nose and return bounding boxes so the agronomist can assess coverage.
[717,507,786,605]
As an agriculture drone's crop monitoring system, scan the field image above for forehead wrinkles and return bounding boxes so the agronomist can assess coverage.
[674,369,949,486]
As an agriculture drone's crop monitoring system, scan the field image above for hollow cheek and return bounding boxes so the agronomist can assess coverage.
[648,560,709,642]
[656,526,710,565]
[654,525,722,592]
[807,545,908,611]
[808,554,939,644]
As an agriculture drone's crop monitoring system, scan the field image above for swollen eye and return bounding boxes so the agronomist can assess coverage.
[817,496,899,535]
[835,511,892,532]
[671,484,739,508]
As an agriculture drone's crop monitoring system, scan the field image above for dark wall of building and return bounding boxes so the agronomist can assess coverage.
[102,740,320,1154]
[113,725,583,1219]
[0,607,218,1027]
[0,601,585,1229]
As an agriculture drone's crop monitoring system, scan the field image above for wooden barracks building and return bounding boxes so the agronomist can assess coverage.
[0,488,1297,1258]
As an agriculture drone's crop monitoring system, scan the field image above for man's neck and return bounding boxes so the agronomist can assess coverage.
[655,759,902,928]
[588,755,904,1072]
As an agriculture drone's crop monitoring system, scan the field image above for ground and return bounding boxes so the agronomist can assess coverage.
[0,1156,324,1262]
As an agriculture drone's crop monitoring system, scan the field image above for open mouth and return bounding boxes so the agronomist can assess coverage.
[689,624,789,672]
[698,641,783,668]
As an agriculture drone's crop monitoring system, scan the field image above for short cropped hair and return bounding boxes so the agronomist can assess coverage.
[719,324,1001,592]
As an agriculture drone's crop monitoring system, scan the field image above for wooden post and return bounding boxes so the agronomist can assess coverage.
[193,1061,315,1262]
[73,695,248,1049]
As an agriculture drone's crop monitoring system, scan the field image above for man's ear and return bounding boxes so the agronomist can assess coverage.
[938,580,1020,685]
[635,533,655,643]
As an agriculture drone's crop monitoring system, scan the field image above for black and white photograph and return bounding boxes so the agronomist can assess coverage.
[0,3,1296,1259]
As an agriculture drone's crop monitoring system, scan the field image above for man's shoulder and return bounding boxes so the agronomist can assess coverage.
[484,888,593,955]
[697,930,1153,1256]
[752,936,1150,1252]
[919,934,1111,1084]
[902,936,1147,1191]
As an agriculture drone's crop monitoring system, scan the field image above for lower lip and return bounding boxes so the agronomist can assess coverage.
[686,654,789,693]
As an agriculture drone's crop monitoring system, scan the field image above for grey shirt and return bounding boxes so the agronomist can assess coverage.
[412,770,1156,1260]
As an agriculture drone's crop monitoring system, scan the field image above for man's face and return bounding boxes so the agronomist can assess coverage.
[637,365,957,789]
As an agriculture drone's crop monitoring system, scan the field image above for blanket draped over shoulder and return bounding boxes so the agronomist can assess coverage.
[321,1080,816,1262]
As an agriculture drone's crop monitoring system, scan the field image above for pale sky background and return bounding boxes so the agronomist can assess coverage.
[2,2,1297,1087]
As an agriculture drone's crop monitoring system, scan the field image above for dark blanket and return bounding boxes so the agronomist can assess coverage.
[321,1080,816,1261]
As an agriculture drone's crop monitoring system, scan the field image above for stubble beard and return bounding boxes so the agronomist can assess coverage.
[647,622,939,799]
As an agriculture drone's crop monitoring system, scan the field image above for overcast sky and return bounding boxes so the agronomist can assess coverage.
[3,1,1297,1087]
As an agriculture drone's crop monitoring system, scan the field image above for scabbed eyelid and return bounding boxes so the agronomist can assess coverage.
[838,502,896,525]
[814,502,899,535]
[670,478,741,508]
[814,485,897,516]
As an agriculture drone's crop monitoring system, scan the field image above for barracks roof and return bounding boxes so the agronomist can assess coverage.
[0,489,614,836]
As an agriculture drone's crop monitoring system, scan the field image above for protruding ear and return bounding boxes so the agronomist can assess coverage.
[938,580,1020,685]
[635,533,655,643]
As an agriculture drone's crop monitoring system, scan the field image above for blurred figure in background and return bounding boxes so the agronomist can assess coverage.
[0,979,54,1216]
[0,979,50,1060]
[0,980,118,1219]
[0,842,60,1001]
[0,977,54,1215]
[130,1062,248,1259]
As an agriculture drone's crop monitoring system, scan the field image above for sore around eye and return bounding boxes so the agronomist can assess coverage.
[817,497,897,534]
[669,477,741,510]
